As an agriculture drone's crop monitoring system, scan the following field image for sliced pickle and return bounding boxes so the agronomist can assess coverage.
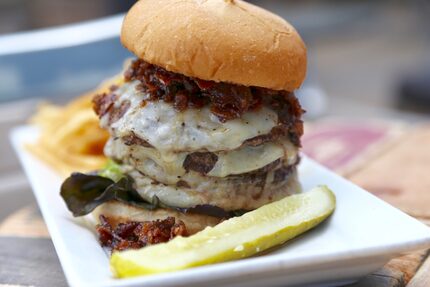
[110,186,336,277]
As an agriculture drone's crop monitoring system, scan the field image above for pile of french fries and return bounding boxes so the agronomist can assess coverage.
[27,76,123,177]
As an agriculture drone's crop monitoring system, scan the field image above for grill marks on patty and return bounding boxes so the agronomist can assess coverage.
[183,152,219,174]
[273,157,300,184]
[226,161,296,200]
[241,96,303,147]
[121,125,288,151]
[243,126,285,147]
[134,160,297,202]
[181,152,289,178]
[122,131,152,148]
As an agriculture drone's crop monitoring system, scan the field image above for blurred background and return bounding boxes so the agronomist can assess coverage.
[1,0,430,200]
[1,0,430,116]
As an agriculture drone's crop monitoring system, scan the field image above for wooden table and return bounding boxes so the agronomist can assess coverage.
[1,117,429,287]
[304,119,430,287]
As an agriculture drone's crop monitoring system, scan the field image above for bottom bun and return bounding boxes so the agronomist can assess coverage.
[91,201,222,234]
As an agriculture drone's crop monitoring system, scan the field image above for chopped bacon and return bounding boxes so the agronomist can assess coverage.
[92,92,130,126]
[124,59,297,122]
[122,132,152,148]
[92,92,117,117]
[96,215,187,252]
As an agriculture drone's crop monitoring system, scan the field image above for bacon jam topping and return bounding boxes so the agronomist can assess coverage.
[93,59,304,146]
[96,215,187,252]
[124,59,302,123]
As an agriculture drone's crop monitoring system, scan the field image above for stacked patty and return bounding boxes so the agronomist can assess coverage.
[92,59,304,232]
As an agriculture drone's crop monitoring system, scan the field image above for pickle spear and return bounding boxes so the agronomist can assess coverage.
[111,186,336,277]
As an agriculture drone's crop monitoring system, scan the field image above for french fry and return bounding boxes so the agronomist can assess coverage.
[27,75,123,177]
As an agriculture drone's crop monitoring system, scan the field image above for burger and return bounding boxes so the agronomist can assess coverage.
[60,0,306,251]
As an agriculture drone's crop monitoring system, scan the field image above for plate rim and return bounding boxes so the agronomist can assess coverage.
[10,124,430,287]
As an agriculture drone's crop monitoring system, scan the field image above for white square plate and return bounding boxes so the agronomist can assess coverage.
[10,125,430,287]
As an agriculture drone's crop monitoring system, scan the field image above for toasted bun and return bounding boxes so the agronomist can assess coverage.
[121,0,307,91]
[92,201,222,234]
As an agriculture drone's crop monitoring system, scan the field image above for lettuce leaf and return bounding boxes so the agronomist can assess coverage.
[60,168,247,218]
[60,173,161,217]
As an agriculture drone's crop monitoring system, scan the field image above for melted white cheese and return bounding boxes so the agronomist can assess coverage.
[208,141,296,177]
[105,137,298,183]
[105,81,278,152]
